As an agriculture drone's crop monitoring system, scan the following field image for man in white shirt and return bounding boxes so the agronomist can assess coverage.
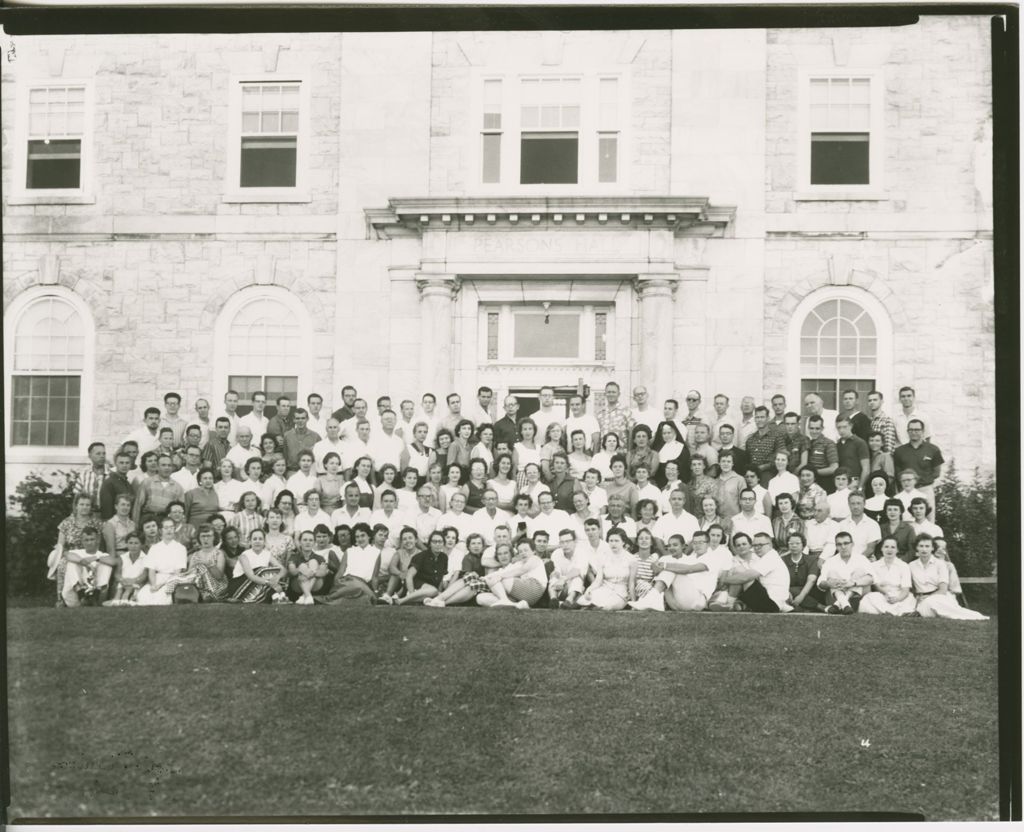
[636,531,729,612]
[369,489,409,547]
[894,385,932,445]
[331,482,373,529]
[803,498,839,561]
[549,529,592,608]
[530,386,563,444]
[734,396,758,450]
[465,386,495,428]
[713,532,793,612]
[565,393,601,455]
[306,393,329,438]
[802,393,839,442]
[730,489,773,541]
[192,398,214,448]
[340,420,374,475]
[470,489,510,547]
[652,489,700,548]
[394,399,418,443]
[225,426,259,478]
[817,531,874,613]
[410,486,442,545]
[629,386,660,436]
[159,392,189,448]
[709,393,733,449]
[574,518,612,569]
[239,390,270,440]
[603,494,638,541]
[416,393,442,448]
[217,390,242,445]
[313,418,347,474]
[368,410,405,474]
[125,407,163,456]
[171,445,203,492]
[339,399,371,440]
[838,492,882,560]
[436,491,475,544]
[528,491,573,541]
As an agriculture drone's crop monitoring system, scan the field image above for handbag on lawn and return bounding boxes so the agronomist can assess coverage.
[172,583,201,604]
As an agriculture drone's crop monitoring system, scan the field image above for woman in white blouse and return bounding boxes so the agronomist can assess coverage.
[858,536,917,616]
[910,535,988,620]
[591,432,622,482]
[512,419,541,489]
[566,429,593,480]
[214,458,244,523]
[487,453,518,512]
[765,451,800,516]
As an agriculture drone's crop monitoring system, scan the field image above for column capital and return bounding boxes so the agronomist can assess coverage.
[416,272,460,297]
[634,273,679,297]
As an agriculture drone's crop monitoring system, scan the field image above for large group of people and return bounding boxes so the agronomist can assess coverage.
[48,380,985,619]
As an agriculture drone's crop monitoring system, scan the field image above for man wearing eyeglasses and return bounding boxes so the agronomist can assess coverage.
[892,419,944,514]
[680,390,706,452]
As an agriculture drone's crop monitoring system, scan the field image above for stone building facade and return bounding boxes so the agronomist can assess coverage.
[2,19,995,496]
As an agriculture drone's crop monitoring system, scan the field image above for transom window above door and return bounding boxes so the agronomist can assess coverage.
[481,304,612,365]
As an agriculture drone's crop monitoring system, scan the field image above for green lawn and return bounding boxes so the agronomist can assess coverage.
[6,606,999,820]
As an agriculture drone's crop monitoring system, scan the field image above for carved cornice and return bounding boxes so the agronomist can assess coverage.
[366,196,735,241]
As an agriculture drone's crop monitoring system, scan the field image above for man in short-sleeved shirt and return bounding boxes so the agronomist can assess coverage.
[805,417,839,493]
[282,409,322,474]
[893,423,944,488]
[595,382,633,449]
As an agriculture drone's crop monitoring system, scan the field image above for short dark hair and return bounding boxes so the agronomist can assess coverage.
[87,441,105,453]
[144,406,161,419]
[731,532,752,546]
[164,392,181,404]
[754,405,769,417]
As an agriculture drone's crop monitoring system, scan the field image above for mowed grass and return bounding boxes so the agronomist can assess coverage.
[7,606,999,820]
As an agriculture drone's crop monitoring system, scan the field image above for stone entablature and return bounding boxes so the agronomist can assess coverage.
[365,196,735,240]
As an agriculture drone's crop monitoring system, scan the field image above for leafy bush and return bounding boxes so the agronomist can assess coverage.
[6,470,78,597]
[933,461,997,578]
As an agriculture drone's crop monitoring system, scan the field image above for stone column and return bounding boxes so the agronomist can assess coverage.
[416,273,459,397]
[636,274,679,402]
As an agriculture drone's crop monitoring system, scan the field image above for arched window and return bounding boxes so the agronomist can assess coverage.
[795,291,888,410]
[213,288,312,418]
[5,290,93,449]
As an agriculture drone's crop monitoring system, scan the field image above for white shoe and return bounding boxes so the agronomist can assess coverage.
[514,600,530,610]
[298,596,313,606]
[635,592,665,611]
[380,593,392,604]
[778,601,794,613]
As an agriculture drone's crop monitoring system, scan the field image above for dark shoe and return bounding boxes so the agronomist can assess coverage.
[841,605,855,615]
[826,604,842,615]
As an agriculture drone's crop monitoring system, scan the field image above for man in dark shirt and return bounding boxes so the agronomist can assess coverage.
[892,419,944,512]
[98,451,135,520]
[835,415,870,491]
[201,417,232,469]
[393,531,448,606]
[282,408,322,473]
[745,407,785,487]
[493,395,522,449]
[331,385,358,424]
[840,389,872,442]
[267,397,296,449]
[781,412,809,473]
[805,416,839,493]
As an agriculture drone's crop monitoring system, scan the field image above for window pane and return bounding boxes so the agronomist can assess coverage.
[561,105,580,128]
[521,106,539,129]
[281,111,299,133]
[240,137,297,187]
[594,312,608,361]
[487,312,500,360]
[260,112,280,133]
[540,105,561,128]
[513,314,580,359]
[11,374,80,447]
[520,133,578,185]
[483,79,502,122]
[241,112,260,132]
[598,134,618,183]
[810,133,869,185]
[801,380,838,411]
[26,139,81,189]
[482,133,501,184]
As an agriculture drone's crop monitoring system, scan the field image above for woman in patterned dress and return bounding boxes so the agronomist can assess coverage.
[539,422,566,481]
[628,527,660,603]
[226,528,287,603]
[163,524,229,601]
[576,528,636,611]
[50,493,101,605]
[101,494,136,570]
[770,493,805,553]
[272,491,298,538]
[263,507,295,567]
[230,491,265,547]
[317,453,346,513]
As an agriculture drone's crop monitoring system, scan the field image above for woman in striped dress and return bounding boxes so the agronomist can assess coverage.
[226,529,288,603]
[577,528,636,611]
[230,491,265,548]
[628,527,660,603]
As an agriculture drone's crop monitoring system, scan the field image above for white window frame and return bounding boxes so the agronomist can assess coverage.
[795,69,886,201]
[4,286,95,463]
[9,79,95,206]
[223,75,312,204]
[478,303,615,367]
[212,287,314,409]
[786,286,892,410]
[471,71,629,194]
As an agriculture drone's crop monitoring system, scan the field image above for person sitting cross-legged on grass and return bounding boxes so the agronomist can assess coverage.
[858,535,917,616]
[576,528,636,611]
[477,538,549,609]
[136,518,189,606]
[62,526,117,607]
[391,530,449,606]
[381,527,421,603]
[816,531,874,615]
[316,522,382,605]
[782,532,827,613]
[631,531,719,611]
[910,534,988,620]
[709,532,793,613]
[287,530,331,605]
[547,529,593,609]
[425,533,505,607]
[227,528,288,603]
